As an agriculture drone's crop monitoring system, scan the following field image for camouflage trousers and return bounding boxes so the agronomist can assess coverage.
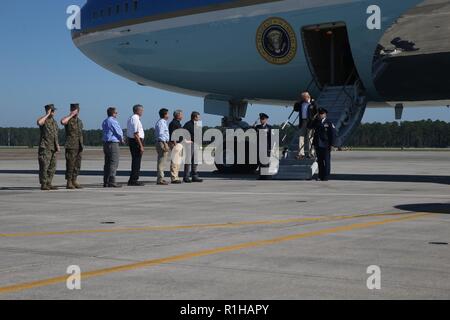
[65,148,82,181]
[38,148,57,186]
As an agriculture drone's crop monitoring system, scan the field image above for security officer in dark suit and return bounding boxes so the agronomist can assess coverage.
[254,113,273,180]
[313,108,337,181]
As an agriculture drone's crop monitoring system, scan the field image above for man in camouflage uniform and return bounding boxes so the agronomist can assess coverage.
[36,104,60,191]
[61,103,84,189]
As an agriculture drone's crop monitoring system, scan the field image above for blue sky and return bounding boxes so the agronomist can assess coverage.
[0,1,449,129]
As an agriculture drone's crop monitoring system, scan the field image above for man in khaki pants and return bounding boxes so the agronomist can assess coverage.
[296,92,317,159]
[169,110,184,184]
[155,108,170,185]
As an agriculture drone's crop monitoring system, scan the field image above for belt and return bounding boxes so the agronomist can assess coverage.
[104,141,119,144]
[158,140,169,143]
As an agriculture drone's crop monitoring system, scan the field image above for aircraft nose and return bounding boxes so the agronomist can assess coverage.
[372,0,450,102]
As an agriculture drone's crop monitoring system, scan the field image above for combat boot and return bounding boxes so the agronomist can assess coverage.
[41,184,51,191]
[66,180,76,190]
[72,180,83,189]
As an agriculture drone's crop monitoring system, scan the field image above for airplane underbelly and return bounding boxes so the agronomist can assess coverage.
[76,1,373,101]
[74,0,450,104]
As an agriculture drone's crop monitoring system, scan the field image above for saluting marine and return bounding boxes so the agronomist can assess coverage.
[313,108,337,181]
[37,104,60,191]
[61,103,84,190]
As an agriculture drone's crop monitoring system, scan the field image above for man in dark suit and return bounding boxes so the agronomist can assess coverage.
[313,108,337,181]
[183,112,203,183]
[255,113,273,180]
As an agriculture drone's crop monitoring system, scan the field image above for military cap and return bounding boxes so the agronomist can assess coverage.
[259,113,269,120]
[45,104,57,112]
[70,103,80,111]
[318,108,328,114]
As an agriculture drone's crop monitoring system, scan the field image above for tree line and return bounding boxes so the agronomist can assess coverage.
[0,120,449,148]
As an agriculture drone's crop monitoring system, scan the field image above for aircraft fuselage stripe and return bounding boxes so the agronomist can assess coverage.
[73,0,283,39]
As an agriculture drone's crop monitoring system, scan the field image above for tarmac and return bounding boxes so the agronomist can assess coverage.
[0,148,449,300]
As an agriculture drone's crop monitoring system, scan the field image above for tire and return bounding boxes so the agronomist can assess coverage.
[215,163,258,174]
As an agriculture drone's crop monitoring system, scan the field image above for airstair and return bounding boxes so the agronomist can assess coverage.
[271,79,367,180]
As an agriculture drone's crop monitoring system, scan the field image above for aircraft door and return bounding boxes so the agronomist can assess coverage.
[302,23,359,87]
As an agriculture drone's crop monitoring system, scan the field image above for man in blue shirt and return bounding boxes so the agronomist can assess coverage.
[155,108,170,185]
[102,107,124,188]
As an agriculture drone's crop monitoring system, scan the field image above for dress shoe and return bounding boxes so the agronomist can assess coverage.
[128,181,145,187]
[183,178,192,183]
[171,180,182,184]
[192,177,203,183]
[107,183,122,188]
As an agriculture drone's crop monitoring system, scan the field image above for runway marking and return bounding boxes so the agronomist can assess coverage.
[79,189,450,199]
[0,212,430,295]
[0,212,410,238]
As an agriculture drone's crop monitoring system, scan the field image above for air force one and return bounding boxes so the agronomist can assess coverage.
[72,0,450,170]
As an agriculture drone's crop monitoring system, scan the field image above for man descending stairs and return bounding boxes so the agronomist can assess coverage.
[271,81,367,180]
[295,92,318,160]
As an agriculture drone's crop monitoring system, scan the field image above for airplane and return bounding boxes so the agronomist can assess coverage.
[72,0,450,173]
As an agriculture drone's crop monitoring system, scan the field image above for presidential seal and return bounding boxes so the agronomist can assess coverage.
[256,17,297,65]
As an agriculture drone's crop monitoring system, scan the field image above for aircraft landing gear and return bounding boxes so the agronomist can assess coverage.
[206,99,259,174]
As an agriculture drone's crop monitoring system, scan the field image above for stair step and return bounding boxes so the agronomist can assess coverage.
[325,86,354,90]
[319,96,353,100]
[279,159,316,166]
[319,99,348,102]
[319,96,351,100]
[274,161,318,180]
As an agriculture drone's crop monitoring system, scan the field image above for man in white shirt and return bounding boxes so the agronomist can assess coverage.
[297,92,315,159]
[127,104,145,186]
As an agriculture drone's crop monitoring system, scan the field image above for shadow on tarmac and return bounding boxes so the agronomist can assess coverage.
[332,174,450,185]
[0,171,449,190]
[395,203,450,214]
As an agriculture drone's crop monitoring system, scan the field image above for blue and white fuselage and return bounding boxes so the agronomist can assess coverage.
[73,0,450,110]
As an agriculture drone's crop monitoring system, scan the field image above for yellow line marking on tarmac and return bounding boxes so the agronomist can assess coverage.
[0,212,430,295]
[0,212,410,238]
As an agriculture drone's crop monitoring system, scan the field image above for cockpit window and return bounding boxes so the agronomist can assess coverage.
[90,1,140,22]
